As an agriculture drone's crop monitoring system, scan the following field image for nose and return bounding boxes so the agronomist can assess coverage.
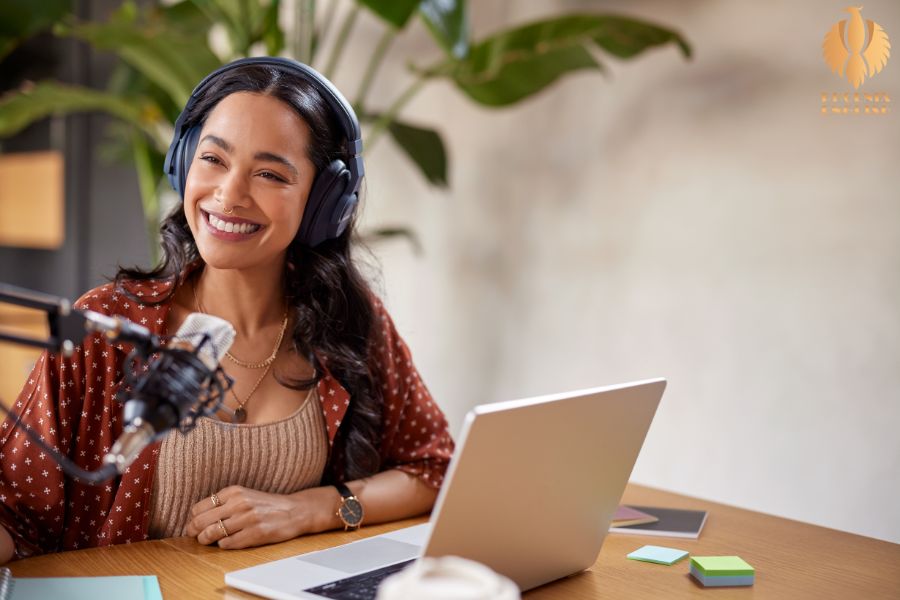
[214,171,250,213]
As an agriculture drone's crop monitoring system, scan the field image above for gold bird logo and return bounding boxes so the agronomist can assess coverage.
[823,6,890,89]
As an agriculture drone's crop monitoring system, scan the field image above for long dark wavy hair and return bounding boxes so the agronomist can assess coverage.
[116,64,382,483]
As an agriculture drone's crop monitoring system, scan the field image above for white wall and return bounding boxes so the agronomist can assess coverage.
[336,0,900,542]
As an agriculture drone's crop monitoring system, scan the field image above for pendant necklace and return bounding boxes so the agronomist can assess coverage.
[193,280,289,423]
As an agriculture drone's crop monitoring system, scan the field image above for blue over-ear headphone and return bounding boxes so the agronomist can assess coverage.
[163,57,364,247]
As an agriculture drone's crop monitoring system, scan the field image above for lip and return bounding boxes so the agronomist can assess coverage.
[200,208,265,241]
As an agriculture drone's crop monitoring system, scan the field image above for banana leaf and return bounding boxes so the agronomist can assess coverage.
[0,80,159,142]
[437,14,691,106]
[55,13,221,106]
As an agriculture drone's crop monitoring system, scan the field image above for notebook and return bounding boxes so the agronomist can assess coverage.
[0,569,162,600]
[226,378,666,599]
[609,506,708,538]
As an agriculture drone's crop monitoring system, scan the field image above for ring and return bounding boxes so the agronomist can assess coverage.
[211,493,222,508]
[217,519,230,538]
[223,207,234,214]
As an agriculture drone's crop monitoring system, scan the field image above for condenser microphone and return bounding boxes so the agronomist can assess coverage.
[102,312,236,473]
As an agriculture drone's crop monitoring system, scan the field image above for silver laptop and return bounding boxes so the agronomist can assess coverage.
[225,379,666,599]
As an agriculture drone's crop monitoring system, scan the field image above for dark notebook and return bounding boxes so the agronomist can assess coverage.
[609,505,708,539]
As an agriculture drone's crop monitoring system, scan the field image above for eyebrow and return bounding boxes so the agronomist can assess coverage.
[199,135,299,180]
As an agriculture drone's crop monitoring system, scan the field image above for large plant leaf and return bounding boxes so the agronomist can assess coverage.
[0,0,71,60]
[356,0,419,29]
[56,14,221,106]
[0,80,159,141]
[589,14,691,59]
[387,119,448,187]
[419,0,468,59]
[438,14,690,106]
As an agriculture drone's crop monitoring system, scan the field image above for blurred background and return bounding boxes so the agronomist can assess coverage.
[1,0,898,544]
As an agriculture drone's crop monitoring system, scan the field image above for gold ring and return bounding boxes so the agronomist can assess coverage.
[223,207,234,215]
[210,493,222,508]
[217,519,230,537]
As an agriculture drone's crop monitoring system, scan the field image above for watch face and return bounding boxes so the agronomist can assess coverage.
[340,497,363,526]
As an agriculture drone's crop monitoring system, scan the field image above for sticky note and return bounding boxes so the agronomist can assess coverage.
[690,556,754,577]
[690,565,754,587]
[627,545,689,565]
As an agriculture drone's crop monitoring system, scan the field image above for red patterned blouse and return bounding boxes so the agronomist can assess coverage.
[0,277,453,558]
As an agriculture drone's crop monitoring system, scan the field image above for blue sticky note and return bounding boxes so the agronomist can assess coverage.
[10,575,159,599]
[627,545,689,565]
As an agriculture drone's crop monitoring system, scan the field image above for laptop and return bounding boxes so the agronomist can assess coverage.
[225,378,666,599]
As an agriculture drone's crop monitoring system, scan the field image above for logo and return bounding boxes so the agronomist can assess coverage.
[822,6,890,89]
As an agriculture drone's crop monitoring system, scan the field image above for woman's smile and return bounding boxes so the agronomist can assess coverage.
[201,208,264,241]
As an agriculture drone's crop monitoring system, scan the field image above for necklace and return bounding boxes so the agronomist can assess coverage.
[192,279,290,423]
[224,314,288,369]
[192,280,289,369]
[229,361,272,423]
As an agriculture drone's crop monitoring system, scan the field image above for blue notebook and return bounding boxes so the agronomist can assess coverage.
[0,569,162,599]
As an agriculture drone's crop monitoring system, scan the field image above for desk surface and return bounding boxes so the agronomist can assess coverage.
[9,484,900,599]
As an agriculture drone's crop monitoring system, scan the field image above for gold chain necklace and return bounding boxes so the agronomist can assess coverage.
[192,280,289,423]
[192,281,289,369]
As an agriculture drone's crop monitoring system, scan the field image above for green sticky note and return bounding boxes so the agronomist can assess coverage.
[627,545,689,565]
[690,556,754,577]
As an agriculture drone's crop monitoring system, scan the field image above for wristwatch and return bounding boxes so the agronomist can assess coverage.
[334,483,364,530]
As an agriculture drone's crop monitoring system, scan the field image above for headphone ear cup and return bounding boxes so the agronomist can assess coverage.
[298,159,356,247]
[178,125,202,198]
[165,123,202,199]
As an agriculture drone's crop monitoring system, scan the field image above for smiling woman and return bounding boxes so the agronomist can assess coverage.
[0,58,454,562]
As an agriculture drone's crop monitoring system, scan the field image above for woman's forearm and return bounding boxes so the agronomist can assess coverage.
[312,469,438,532]
[0,524,15,564]
[187,469,441,549]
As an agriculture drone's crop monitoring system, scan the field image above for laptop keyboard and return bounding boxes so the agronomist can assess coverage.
[304,559,416,600]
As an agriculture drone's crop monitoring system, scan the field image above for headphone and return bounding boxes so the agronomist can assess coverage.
[163,57,364,248]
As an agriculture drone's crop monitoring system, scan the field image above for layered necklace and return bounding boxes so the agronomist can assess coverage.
[193,282,289,423]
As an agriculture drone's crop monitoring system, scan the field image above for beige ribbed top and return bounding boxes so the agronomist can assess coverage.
[148,388,328,538]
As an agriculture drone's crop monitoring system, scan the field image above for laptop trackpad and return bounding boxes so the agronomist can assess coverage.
[298,537,421,574]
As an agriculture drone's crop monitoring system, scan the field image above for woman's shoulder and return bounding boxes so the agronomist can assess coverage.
[74,278,176,318]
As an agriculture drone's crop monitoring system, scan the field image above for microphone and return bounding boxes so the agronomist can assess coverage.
[102,312,236,474]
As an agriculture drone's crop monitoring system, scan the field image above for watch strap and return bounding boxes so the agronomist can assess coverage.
[335,482,354,500]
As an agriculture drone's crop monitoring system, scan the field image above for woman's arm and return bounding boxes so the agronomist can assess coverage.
[0,524,15,564]
[186,468,437,549]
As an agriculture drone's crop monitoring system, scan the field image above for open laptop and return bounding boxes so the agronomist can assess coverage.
[225,378,666,599]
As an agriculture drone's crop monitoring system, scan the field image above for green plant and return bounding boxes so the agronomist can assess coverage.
[0,1,690,260]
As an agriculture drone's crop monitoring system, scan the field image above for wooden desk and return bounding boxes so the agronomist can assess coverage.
[9,484,900,599]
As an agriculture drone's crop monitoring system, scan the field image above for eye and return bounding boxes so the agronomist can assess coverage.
[258,170,288,183]
[199,154,223,166]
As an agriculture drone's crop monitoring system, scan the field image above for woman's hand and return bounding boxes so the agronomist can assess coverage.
[185,485,339,549]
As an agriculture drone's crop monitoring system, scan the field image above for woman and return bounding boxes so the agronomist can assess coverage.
[0,58,453,562]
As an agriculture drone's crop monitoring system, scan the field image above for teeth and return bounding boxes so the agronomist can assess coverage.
[208,213,260,235]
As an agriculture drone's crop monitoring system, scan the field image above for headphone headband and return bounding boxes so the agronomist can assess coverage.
[165,57,364,189]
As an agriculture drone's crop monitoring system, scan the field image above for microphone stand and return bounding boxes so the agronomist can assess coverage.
[0,281,157,483]
[0,282,158,357]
